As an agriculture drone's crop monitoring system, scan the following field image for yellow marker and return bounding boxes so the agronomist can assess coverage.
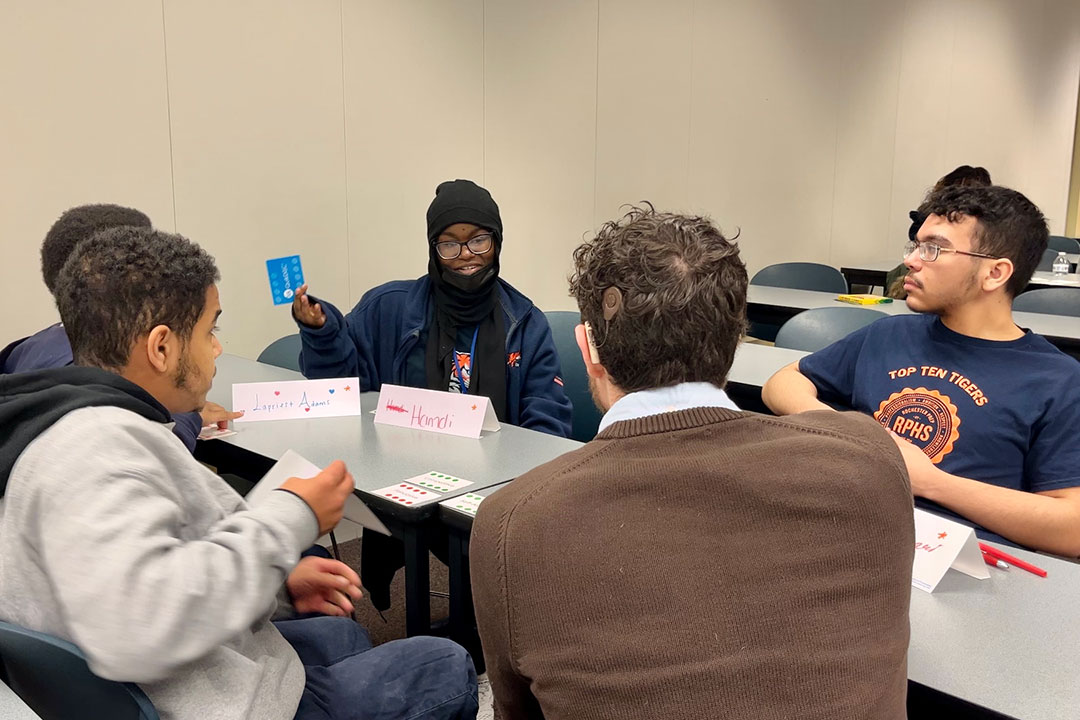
[836,294,893,305]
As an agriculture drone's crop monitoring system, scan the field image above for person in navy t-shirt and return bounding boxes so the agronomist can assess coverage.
[763,185,1080,556]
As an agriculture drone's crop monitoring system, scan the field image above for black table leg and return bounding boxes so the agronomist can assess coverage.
[446,525,484,672]
[402,523,431,637]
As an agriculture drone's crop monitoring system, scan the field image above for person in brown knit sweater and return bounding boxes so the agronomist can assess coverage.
[470,205,915,720]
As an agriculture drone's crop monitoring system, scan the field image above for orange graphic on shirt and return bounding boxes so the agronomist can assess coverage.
[507,352,521,368]
[874,387,960,464]
[450,351,472,391]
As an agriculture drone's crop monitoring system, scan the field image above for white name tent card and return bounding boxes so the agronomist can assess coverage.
[232,378,361,422]
[911,508,990,593]
[373,384,500,439]
[247,449,390,538]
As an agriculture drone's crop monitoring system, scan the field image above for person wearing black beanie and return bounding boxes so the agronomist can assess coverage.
[291,179,572,438]
[292,179,573,610]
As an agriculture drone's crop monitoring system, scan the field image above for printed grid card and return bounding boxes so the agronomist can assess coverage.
[439,493,486,518]
[266,255,304,305]
[408,471,473,493]
[911,508,990,593]
[372,481,442,507]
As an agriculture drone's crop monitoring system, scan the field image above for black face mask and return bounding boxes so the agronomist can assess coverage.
[441,264,497,293]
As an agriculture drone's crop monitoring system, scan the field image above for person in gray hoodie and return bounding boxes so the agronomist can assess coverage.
[0,226,478,720]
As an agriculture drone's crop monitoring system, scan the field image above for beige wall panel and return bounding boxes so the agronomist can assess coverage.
[1020,0,1080,231]
[484,0,599,313]
[342,0,484,302]
[889,0,958,245]
[164,0,348,359]
[593,0,692,225]
[828,0,906,268]
[687,0,842,277]
[891,0,1080,241]
[0,1,173,341]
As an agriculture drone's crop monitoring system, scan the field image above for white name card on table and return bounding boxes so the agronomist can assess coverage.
[373,384,500,439]
[246,449,390,538]
[912,508,990,593]
[232,378,361,422]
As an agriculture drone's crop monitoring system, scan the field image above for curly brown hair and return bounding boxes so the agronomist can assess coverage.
[569,204,747,393]
[56,226,220,370]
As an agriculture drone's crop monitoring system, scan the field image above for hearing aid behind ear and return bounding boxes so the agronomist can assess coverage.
[584,321,601,364]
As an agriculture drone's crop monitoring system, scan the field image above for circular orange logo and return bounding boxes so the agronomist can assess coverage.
[874,387,960,464]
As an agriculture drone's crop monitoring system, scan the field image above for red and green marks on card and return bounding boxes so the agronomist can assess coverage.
[374,471,474,507]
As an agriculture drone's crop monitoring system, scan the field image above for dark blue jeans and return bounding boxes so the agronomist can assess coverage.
[274,616,478,720]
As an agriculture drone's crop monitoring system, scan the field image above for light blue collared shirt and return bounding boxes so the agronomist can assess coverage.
[596,382,740,433]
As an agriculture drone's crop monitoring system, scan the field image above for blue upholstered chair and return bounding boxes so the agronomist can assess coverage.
[774,306,887,352]
[1048,235,1080,254]
[544,311,603,443]
[1013,288,1080,317]
[257,333,302,371]
[750,262,849,293]
[1037,248,1061,273]
[0,620,159,720]
[749,262,849,341]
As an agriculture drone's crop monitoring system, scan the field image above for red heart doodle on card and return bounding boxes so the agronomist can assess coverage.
[304,407,310,412]
[274,391,280,396]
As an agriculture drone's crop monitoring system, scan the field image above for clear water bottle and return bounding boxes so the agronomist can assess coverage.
[1053,252,1070,275]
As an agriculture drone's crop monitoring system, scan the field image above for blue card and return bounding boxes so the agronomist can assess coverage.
[266,255,305,305]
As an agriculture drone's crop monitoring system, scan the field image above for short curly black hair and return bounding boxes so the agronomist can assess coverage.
[918,185,1048,297]
[569,204,747,392]
[55,226,220,371]
[41,204,151,295]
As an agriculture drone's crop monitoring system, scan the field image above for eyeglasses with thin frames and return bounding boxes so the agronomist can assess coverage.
[903,239,997,263]
[434,234,494,260]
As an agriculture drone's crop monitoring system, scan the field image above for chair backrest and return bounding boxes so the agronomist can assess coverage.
[544,311,603,443]
[0,621,159,720]
[257,334,301,371]
[750,262,848,293]
[774,306,887,352]
[1036,248,1061,272]
[1048,235,1080,254]
[1012,287,1080,317]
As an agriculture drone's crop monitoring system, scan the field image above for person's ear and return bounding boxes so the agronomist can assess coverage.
[143,324,175,374]
[984,257,1014,293]
[575,323,605,379]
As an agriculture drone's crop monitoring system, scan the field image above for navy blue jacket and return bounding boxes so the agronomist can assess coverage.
[297,277,573,438]
[0,324,202,452]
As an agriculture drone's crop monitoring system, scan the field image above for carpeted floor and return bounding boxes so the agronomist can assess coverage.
[330,537,450,647]
[329,537,494,717]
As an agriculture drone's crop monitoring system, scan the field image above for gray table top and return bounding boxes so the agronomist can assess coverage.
[0,682,41,720]
[843,254,1080,274]
[1028,271,1080,288]
[205,355,582,509]
[728,342,808,388]
[909,543,1080,719]
[748,285,1080,341]
[748,284,914,315]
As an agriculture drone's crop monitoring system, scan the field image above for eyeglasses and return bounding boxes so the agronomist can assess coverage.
[903,239,998,263]
[434,234,494,260]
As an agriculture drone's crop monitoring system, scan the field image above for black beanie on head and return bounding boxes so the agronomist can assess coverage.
[426,179,503,243]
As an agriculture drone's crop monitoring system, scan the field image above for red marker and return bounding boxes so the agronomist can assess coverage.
[979,542,1047,578]
[982,551,1009,570]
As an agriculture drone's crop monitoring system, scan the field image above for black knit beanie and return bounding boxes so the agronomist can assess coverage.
[426,179,503,243]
